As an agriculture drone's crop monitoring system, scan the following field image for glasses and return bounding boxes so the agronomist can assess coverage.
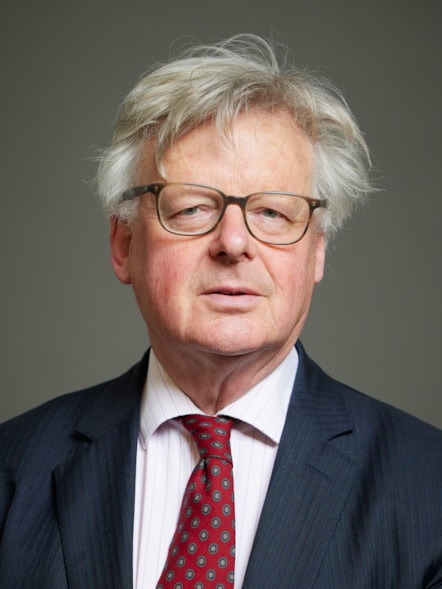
[121,182,326,245]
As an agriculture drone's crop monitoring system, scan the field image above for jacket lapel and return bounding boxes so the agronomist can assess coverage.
[243,344,359,588]
[54,354,148,589]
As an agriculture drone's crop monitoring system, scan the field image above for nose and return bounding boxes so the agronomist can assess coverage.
[208,203,256,262]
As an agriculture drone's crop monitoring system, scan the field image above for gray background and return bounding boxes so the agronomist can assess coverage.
[1,0,441,427]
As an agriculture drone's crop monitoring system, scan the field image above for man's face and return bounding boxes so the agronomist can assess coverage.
[111,110,325,365]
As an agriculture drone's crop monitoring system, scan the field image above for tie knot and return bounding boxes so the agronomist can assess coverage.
[179,415,234,463]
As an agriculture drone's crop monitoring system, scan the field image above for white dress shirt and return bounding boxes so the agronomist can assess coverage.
[133,348,298,589]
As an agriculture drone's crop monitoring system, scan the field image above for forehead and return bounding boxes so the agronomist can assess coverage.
[136,109,314,191]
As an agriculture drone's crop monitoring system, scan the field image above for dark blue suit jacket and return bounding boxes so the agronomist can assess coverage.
[1,344,441,588]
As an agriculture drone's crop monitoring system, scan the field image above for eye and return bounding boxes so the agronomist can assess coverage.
[171,201,217,222]
[249,205,291,225]
[179,205,204,216]
[162,198,216,221]
[259,208,284,219]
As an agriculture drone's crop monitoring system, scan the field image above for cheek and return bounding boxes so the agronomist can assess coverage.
[131,236,196,309]
[272,244,319,308]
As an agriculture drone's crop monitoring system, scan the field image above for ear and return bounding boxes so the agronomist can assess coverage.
[313,232,326,284]
[110,216,132,284]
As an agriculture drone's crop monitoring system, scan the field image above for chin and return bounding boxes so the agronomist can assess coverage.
[190,327,271,357]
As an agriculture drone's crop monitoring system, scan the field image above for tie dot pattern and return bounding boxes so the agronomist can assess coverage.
[157,415,236,588]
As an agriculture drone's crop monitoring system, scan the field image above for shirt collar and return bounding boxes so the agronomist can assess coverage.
[139,348,298,448]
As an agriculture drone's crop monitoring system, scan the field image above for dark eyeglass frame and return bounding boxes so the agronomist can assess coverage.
[121,182,327,245]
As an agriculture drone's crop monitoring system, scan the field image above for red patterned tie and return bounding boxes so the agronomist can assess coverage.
[156,415,236,588]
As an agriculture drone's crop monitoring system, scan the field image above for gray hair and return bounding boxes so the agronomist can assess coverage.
[97,34,372,237]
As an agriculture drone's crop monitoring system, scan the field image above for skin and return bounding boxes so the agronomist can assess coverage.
[111,109,325,413]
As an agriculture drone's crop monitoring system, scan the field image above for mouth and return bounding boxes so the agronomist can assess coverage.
[200,286,261,311]
[204,287,258,296]
[216,290,249,296]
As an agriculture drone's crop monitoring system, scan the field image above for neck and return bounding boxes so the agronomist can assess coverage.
[150,341,295,414]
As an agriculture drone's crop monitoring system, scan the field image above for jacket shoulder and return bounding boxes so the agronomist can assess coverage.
[295,342,442,473]
[299,342,441,437]
[0,354,148,471]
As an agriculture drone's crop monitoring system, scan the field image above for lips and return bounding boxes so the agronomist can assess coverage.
[217,290,248,295]
[200,285,262,312]
[204,287,258,296]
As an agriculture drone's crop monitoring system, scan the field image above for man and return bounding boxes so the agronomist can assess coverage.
[0,35,440,588]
